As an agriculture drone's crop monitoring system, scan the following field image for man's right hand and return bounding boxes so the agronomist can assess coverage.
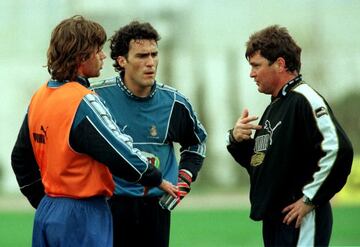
[232,108,262,142]
[159,179,178,198]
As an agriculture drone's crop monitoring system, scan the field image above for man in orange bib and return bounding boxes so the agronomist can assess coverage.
[11,15,177,247]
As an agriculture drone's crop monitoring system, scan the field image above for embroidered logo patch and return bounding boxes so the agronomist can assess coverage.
[149,125,158,137]
[250,152,265,166]
[263,120,282,145]
[315,107,328,118]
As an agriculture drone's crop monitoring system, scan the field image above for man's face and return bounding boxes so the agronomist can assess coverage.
[118,39,159,96]
[248,51,279,96]
[78,48,106,79]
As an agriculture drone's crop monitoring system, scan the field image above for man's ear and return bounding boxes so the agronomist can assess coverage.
[117,56,127,67]
[276,57,286,72]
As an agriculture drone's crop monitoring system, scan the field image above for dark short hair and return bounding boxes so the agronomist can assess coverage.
[47,15,107,81]
[110,21,160,72]
[245,25,301,73]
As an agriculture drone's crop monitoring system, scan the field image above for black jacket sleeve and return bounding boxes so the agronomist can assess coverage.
[300,100,354,205]
[226,135,255,174]
[11,115,45,208]
[167,101,207,181]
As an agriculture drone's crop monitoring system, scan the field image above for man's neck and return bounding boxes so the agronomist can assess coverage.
[120,72,153,98]
[273,72,299,97]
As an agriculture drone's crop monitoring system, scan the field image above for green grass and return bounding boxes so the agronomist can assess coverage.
[1,207,359,246]
[0,212,34,246]
[171,209,262,246]
[172,206,360,247]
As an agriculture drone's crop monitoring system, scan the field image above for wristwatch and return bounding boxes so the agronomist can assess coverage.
[303,196,315,206]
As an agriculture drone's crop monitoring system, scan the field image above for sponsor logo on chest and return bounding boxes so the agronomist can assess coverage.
[251,120,281,166]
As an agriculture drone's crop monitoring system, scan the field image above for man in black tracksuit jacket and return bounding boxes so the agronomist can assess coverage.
[227,25,353,246]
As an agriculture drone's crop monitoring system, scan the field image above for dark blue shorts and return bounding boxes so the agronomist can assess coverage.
[32,195,112,247]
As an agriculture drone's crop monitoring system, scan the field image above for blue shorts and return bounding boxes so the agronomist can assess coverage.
[32,195,112,247]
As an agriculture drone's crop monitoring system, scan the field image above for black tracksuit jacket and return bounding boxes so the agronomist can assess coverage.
[227,75,353,221]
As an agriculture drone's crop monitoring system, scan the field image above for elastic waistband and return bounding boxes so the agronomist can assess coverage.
[45,195,107,204]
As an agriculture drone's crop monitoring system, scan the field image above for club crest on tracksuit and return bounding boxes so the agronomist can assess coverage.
[149,125,158,137]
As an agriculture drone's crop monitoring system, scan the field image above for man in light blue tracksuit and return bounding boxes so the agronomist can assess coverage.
[91,21,207,247]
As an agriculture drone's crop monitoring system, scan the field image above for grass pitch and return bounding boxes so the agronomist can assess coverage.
[1,206,359,246]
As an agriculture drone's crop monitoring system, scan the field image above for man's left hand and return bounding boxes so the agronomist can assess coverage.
[177,169,192,200]
[282,197,315,228]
